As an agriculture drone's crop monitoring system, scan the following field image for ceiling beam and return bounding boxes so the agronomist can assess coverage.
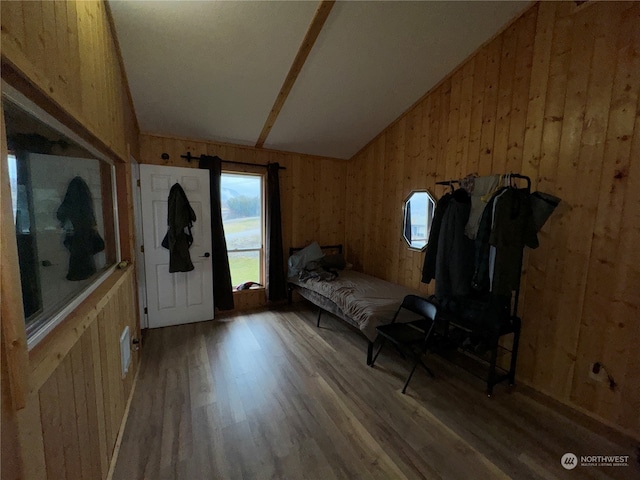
[255,0,335,149]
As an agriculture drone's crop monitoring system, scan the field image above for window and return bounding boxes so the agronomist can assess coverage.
[221,172,263,289]
[402,190,436,250]
[3,92,119,345]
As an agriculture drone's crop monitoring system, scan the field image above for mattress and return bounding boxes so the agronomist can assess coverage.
[289,270,422,341]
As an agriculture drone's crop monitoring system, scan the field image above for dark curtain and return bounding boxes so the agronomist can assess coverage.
[199,155,234,310]
[266,163,286,301]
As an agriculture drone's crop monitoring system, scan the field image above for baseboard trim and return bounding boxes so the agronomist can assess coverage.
[516,380,640,445]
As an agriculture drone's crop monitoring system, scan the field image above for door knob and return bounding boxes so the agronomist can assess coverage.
[200,252,211,258]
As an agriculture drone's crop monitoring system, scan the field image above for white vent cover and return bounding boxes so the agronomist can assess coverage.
[120,326,131,378]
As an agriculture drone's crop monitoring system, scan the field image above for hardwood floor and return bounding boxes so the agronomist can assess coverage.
[113,305,638,480]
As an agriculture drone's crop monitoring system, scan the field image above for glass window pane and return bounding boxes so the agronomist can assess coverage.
[227,250,261,287]
[221,172,263,289]
[221,173,262,250]
[3,99,117,337]
[8,154,18,222]
[403,190,436,250]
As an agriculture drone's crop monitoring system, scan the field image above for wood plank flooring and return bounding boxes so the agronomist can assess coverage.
[113,305,638,480]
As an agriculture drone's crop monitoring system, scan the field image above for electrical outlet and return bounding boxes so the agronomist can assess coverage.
[589,363,606,382]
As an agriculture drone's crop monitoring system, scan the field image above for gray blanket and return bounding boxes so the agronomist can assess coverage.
[290,270,422,340]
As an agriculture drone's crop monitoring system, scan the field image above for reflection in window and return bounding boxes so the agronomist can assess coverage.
[403,190,436,250]
[3,99,117,338]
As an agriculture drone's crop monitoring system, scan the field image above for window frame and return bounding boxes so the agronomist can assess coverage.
[402,189,436,251]
[221,170,265,290]
[2,81,122,350]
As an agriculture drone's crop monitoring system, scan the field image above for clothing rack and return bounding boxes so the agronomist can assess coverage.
[436,173,531,192]
[434,172,534,317]
[435,172,531,315]
[431,172,534,395]
[435,179,459,192]
[179,151,286,170]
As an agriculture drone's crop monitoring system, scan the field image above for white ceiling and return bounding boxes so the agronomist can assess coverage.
[110,1,528,159]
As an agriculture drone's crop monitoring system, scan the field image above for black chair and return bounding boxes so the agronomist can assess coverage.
[370,295,439,394]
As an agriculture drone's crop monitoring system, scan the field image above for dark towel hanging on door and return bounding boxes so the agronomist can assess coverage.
[161,183,196,273]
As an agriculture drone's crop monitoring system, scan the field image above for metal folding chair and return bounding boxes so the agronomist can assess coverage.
[370,295,439,394]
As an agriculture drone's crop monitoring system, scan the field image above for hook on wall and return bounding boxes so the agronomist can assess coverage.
[161,153,170,161]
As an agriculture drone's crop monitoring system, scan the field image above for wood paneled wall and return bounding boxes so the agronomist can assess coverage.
[1,0,138,160]
[140,133,348,310]
[1,2,142,479]
[19,270,139,480]
[346,1,640,437]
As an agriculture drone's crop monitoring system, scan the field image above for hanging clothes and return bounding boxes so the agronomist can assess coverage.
[421,192,452,283]
[459,174,476,195]
[489,188,538,296]
[57,176,105,281]
[472,187,506,293]
[530,191,561,232]
[488,188,510,291]
[434,189,474,302]
[465,174,501,240]
[162,183,196,273]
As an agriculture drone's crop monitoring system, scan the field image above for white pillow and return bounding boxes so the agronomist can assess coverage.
[288,241,324,278]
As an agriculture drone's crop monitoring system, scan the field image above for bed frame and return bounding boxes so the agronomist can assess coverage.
[287,244,376,365]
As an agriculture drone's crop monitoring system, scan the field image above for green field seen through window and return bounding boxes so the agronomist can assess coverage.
[224,216,261,288]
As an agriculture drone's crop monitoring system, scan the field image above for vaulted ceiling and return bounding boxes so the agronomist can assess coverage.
[109,1,528,159]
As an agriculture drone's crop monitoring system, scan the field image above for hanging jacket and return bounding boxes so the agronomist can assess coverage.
[57,176,105,281]
[473,187,539,295]
[464,174,501,239]
[472,188,506,293]
[421,192,452,283]
[489,188,538,296]
[434,189,474,302]
[162,183,196,273]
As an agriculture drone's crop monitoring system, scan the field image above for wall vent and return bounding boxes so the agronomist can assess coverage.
[120,326,131,378]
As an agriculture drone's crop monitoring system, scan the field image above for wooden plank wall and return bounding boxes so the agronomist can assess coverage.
[18,270,139,480]
[1,0,138,160]
[345,1,640,437]
[1,2,142,479]
[139,133,348,310]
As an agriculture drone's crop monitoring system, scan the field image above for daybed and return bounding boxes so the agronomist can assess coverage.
[287,244,421,364]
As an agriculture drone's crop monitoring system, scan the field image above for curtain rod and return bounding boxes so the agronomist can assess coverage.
[178,151,286,170]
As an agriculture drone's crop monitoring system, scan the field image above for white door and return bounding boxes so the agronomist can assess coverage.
[140,164,214,328]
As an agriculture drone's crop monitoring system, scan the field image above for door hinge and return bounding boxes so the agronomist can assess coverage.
[140,245,144,253]
[144,307,148,314]
[136,179,141,187]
